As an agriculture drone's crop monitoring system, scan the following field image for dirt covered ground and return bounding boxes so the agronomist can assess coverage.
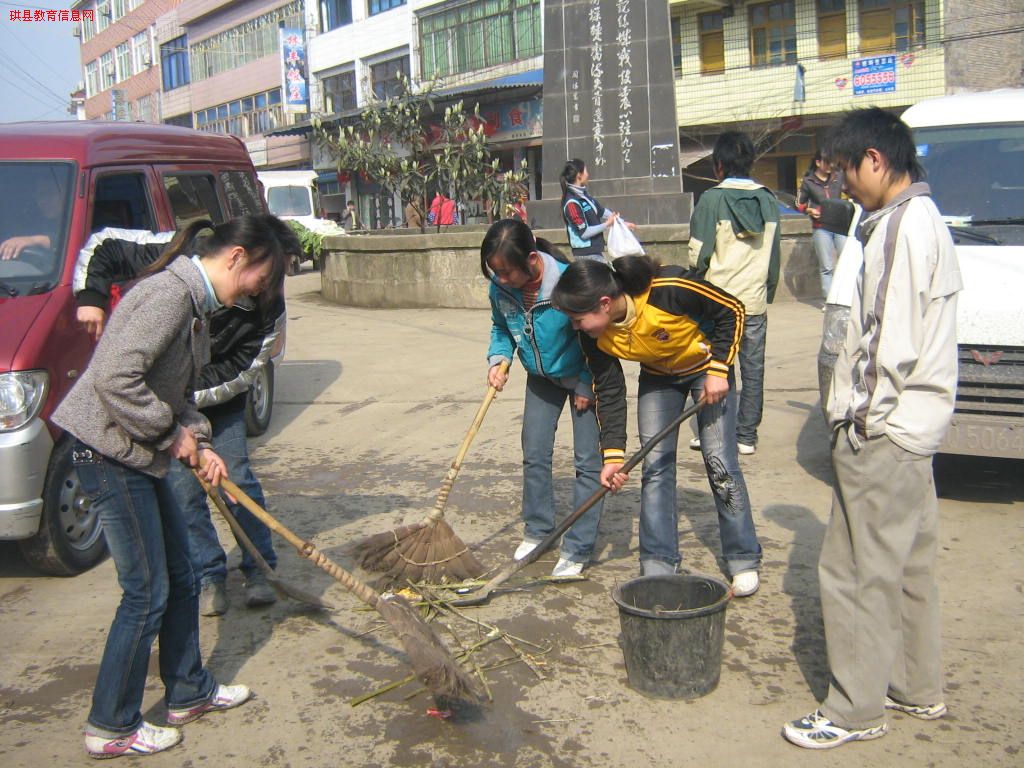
[1,270,1021,767]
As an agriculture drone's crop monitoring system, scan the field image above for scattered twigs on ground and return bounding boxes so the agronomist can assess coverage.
[347,582,550,706]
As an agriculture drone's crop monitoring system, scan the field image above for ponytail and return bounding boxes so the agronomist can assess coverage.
[143,219,213,276]
[550,255,659,314]
[559,158,586,202]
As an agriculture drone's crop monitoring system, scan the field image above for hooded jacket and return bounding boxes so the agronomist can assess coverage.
[688,178,780,315]
[487,251,593,398]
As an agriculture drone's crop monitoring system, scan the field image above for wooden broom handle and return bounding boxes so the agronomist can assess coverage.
[216,474,381,608]
[427,359,510,523]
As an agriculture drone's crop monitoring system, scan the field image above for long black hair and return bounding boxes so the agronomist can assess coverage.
[559,158,586,202]
[550,255,660,314]
[804,150,824,178]
[480,218,567,281]
[144,213,299,305]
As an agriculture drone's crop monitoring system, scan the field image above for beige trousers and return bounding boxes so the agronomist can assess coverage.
[819,432,943,729]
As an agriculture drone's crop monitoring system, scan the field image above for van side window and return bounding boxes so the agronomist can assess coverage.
[219,170,264,217]
[164,173,224,227]
[91,173,155,233]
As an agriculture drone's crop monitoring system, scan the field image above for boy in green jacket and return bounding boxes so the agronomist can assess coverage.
[688,131,781,455]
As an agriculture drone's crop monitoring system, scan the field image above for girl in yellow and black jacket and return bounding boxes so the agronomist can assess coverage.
[551,256,762,596]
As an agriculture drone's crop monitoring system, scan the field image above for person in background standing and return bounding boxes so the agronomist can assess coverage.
[688,131,780,457]
[405,196,424,230]
[560,158,634,262]
[343,199,360,231]
[797,151,848,302]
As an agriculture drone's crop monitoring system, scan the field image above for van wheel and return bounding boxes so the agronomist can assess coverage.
[245,362,274,436]
[19,436,108,576]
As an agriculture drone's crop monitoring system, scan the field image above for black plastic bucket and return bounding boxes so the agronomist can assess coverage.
[611,574,732,699]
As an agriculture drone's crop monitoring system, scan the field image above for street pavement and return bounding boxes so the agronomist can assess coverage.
[1,268,1021,767]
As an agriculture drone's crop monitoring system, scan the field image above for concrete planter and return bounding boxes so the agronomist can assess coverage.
[321,219,820,309]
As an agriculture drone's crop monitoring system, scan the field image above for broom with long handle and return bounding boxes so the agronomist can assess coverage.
[213,474,479,702]
[352,360,511,583]
[193,471,334,610]
[453,399,705,607]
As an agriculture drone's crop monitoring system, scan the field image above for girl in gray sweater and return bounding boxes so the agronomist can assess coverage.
[53,215,293,759]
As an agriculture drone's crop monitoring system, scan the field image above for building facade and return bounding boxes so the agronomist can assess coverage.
[668,0,1024,195]
[74,0,168,122]
[156,0,312,169]
[302,0,544,226]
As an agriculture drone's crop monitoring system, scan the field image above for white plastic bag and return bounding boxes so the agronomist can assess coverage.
[606,217,645,259]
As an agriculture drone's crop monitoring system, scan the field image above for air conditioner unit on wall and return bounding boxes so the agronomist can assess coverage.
[142,51,152,67]
[105,63,116,77]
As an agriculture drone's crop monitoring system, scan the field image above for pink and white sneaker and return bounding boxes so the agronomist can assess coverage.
[166,684,252,726]
[84,721,182,759]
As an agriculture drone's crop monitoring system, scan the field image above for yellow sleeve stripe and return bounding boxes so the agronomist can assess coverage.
[603,448,626,464]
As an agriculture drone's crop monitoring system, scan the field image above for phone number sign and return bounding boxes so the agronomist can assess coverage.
[852,56,896,96]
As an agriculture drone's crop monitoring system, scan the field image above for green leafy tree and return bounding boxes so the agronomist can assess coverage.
[314,78,526,232]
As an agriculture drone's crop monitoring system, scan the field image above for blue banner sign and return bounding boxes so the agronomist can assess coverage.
[280,28,309,114]
[852,55,896,96]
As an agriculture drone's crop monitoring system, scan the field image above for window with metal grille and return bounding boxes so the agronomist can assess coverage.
[859,0,925,54]
[370,0,404,15]
[371,55,410,100]
[418,0,541,80]
[817,0,847,58]
[749,0,797,66]
[323,70,357,113]
[699,11,725,74]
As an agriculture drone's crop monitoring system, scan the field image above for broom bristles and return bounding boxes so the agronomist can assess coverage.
[352,519,486,584]
[376,594,479,701]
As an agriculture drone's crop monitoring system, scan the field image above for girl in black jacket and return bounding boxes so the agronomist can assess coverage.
[797,151,848,301]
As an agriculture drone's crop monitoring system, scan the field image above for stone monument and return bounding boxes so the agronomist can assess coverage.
[532,0,692,228]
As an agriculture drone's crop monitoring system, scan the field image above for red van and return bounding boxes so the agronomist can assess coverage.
[0,122,275,575]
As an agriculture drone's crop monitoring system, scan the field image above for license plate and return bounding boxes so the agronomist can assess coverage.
[943,420,1024,458]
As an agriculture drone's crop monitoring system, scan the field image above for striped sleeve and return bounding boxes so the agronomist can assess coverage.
[578,331,628,463]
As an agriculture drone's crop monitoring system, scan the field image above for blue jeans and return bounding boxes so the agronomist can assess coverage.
[737,312,767,446]
[636,371,762,576]
[73,444,216,735]
[166,399,277,586]
[812,227,848,299]
[521,373,605,562]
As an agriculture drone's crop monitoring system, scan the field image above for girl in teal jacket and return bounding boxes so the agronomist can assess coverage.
[483,219,605,577]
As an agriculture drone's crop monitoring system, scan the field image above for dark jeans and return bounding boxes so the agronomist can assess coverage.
[166,399,276,586]
[74,444,215,735]
[736,312,767,446]
[636,371,762,576]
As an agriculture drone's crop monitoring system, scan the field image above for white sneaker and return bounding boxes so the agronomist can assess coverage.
[514,539,540,560]
[737,442,756,455]
[551,558,584,578]
[731,570,760,597]
[166,684,252,726]
[783,709,887,749]
[688,437,701,451]
[85,721,182,759]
